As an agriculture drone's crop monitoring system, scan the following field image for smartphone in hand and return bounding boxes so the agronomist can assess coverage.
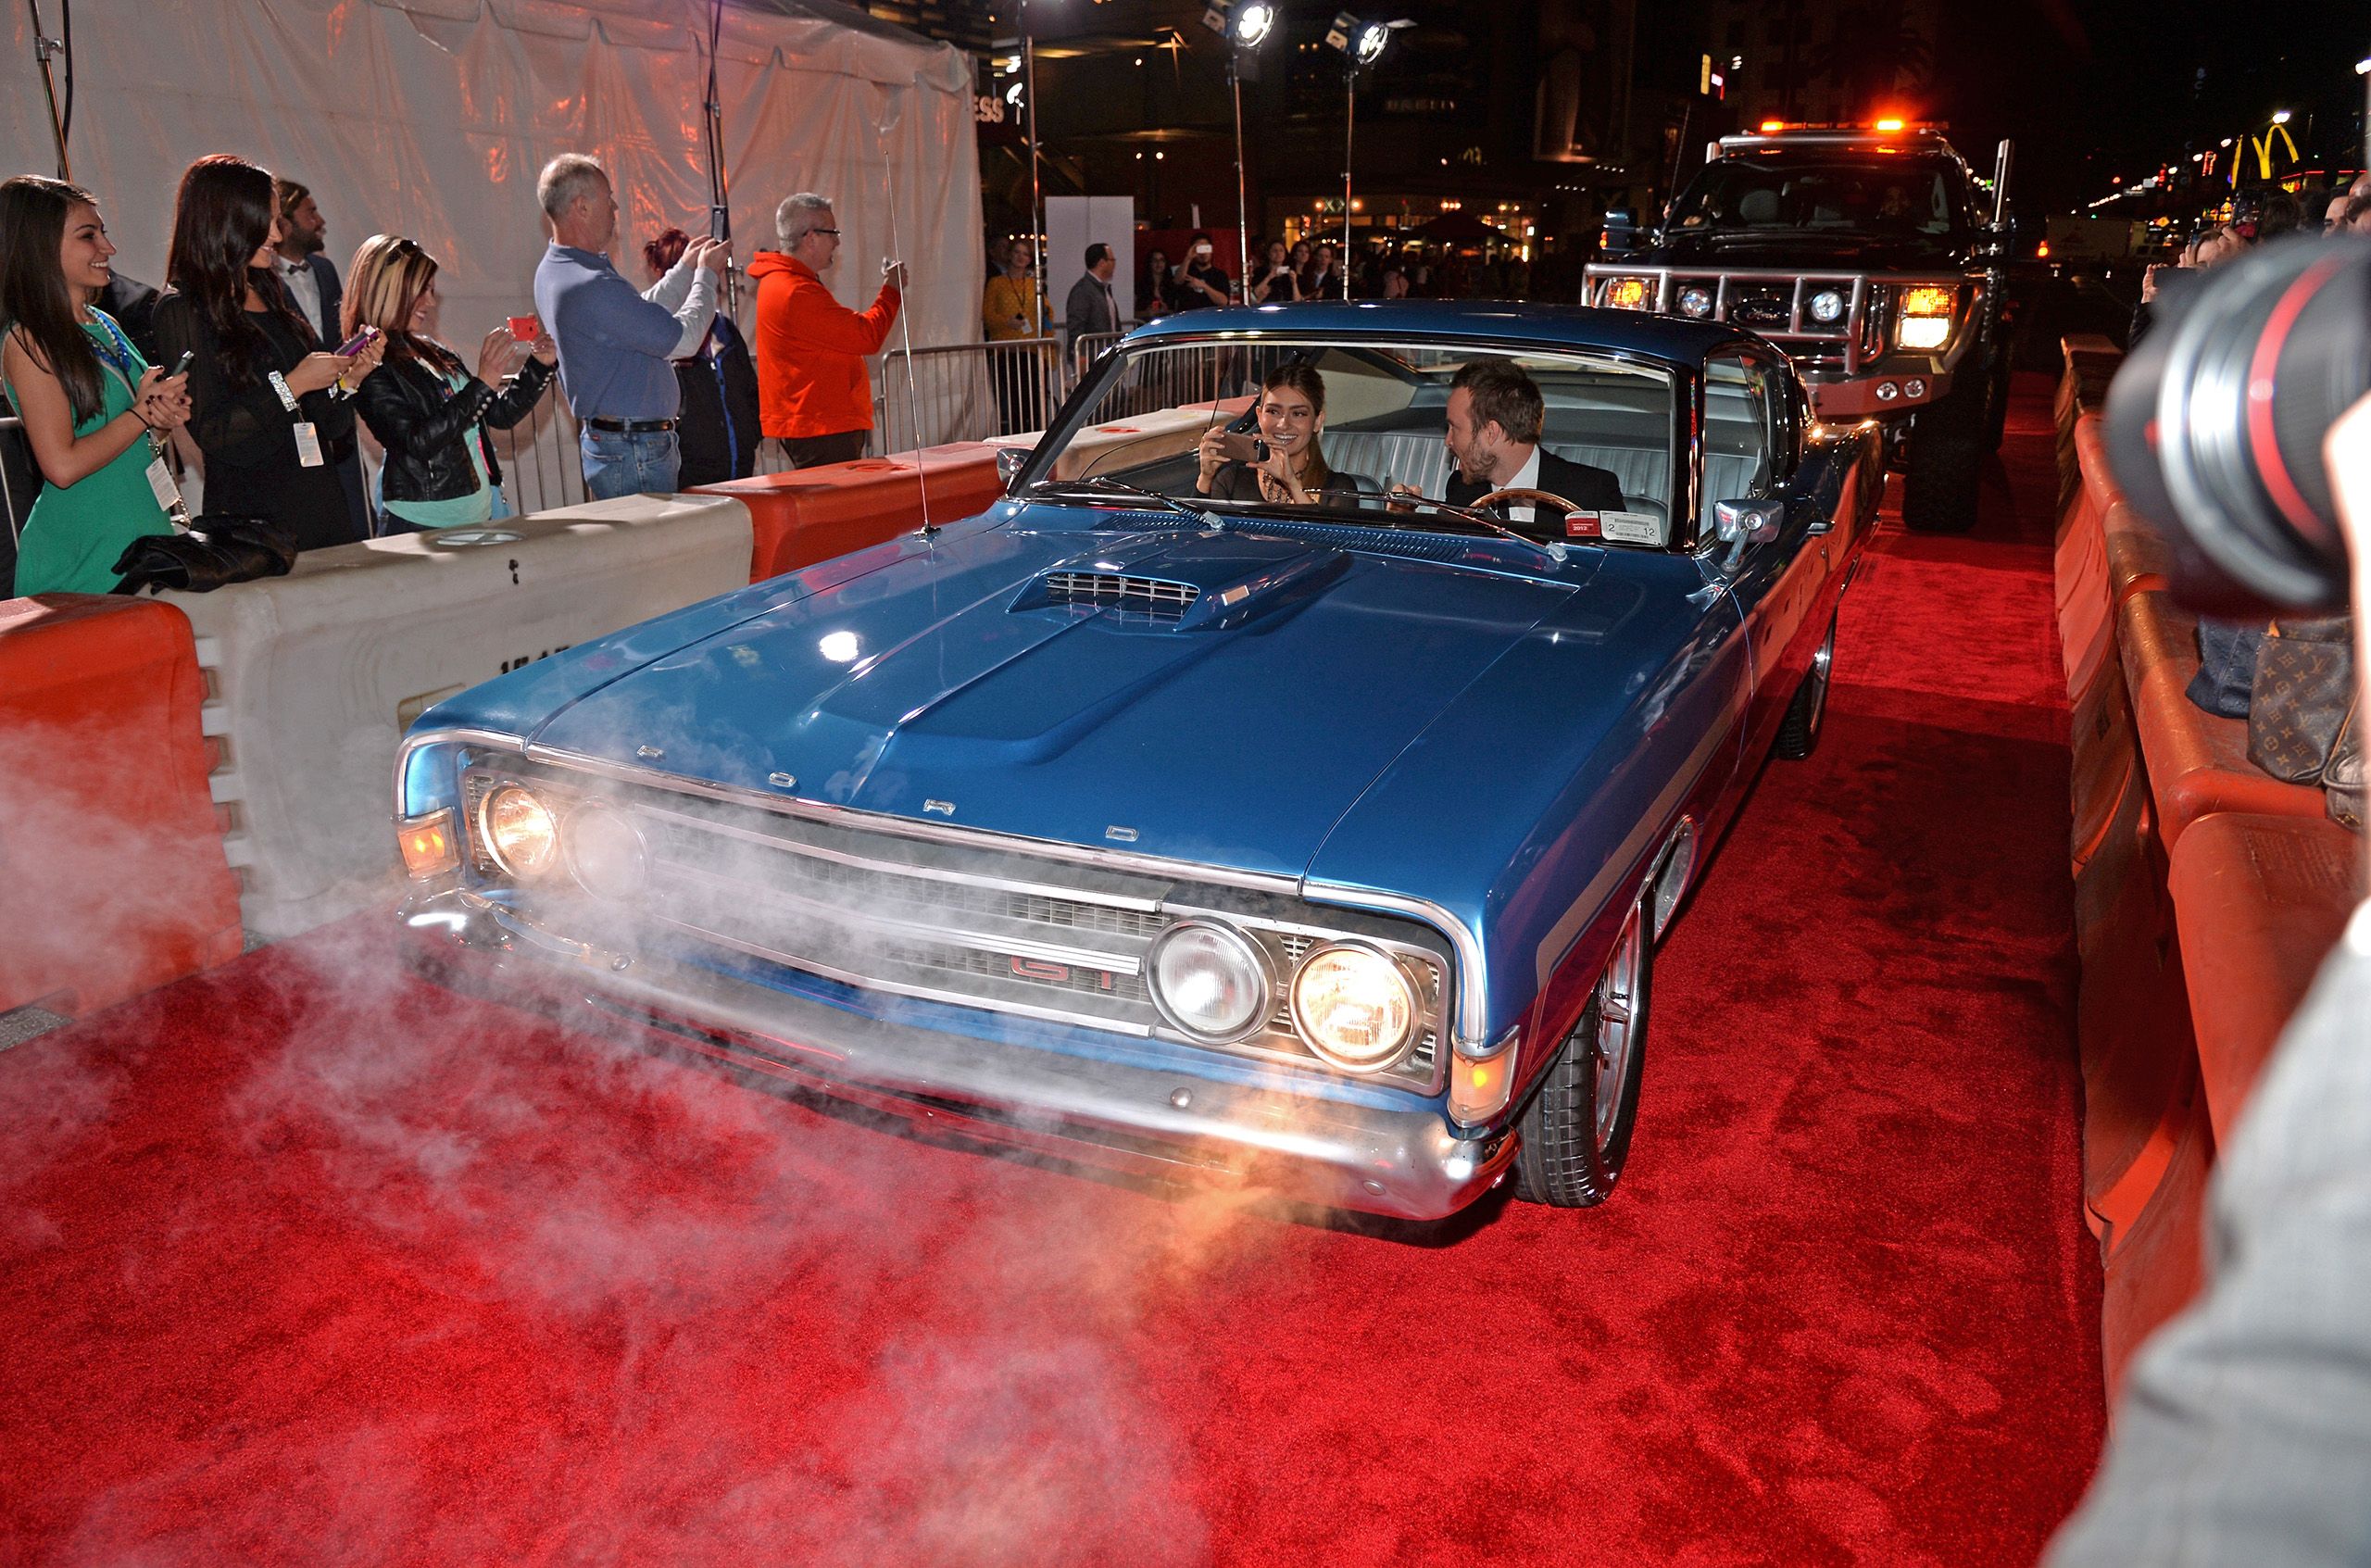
[335,324,381,358]
[1218,432,1271,466]
[508,315,541,344]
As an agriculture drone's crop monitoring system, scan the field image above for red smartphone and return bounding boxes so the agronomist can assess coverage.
[508,315,541,343]
[334,324,380,357]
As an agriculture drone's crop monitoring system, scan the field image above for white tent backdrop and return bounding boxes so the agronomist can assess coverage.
[2,0,985,481]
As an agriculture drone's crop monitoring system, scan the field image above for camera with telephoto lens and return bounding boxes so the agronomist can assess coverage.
[2105,233,2371,614]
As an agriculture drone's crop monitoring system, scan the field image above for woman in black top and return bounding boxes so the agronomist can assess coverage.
[1192,364,1363,507]
[152,156,381,552]
[1137,248,1179,320]
[645,228,758,488]
[344,232,558,533]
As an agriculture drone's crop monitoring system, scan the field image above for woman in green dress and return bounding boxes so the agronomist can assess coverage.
[0,176,192,596]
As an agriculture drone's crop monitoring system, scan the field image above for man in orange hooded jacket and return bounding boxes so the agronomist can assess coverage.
[747,192,905,469]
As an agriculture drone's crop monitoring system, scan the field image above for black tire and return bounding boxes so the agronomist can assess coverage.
[1512,897,1651,1208]
[1901,361,1985,533]
[1774,609,1838,760]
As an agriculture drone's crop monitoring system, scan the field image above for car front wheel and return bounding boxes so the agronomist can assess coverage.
[1774,610,1838,760]
[1512,895,1651,1208]
[1901,360,1986,533]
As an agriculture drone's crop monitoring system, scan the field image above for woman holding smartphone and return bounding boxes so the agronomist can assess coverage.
[153,155,383,553]
[1249,240,1300,305]
[0,176,194,594]
[1193,365,1363,507]
[345,233,556,533]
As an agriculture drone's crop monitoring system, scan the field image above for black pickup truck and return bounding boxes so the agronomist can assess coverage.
[1587,124,2017,533]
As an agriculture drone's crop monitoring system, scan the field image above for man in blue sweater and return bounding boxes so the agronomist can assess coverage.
[533,154,724,500]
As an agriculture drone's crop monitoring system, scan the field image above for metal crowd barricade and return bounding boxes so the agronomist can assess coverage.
[871,337,1066,454]
[488,403,592,516]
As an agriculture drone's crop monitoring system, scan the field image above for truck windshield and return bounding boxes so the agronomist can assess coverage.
[1670,156,1968,238]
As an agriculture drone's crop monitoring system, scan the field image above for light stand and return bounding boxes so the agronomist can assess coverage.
[697,0,736,318]
[27,0,71,180]
[1326,14,1406,302]
[1024,23,1045,333]
[1207,0,1273,298]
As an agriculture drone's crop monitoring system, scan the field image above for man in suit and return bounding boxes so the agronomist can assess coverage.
[271,178,369,539]
[1438,357,1627,540]
[1064,242,1122,347]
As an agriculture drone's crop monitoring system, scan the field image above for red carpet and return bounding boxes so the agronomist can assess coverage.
[0,378,2101,1567]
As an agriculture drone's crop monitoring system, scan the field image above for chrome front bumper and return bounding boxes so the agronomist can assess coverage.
[398,889,1513,1221]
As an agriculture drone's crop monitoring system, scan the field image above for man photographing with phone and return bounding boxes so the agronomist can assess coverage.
[532,154,724,499]
[747,192,904,470]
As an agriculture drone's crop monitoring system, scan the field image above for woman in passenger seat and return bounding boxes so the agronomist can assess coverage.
[1193,364,1368,508]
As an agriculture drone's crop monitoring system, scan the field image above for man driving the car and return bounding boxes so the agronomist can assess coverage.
[1412,357,1626,538]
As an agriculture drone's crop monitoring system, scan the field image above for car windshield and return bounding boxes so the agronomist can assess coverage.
[1670,155,1969,238]
[1024,338,1682,548]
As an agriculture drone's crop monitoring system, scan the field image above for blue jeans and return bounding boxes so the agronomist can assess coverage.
[580,427,680,500]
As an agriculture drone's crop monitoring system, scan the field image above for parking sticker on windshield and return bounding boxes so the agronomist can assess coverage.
[1598,511,1662,545]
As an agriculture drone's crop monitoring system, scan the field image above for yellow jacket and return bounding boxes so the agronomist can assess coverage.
[983,272,1043,340]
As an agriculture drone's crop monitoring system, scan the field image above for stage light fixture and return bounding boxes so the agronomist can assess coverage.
[1233,1,1273,46]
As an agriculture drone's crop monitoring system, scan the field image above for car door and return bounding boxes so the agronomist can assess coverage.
[1699,350,1828,760]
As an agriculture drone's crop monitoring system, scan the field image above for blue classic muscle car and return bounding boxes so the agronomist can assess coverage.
[392,301,1881,1220]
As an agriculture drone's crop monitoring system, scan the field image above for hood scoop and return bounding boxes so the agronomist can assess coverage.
[1038,570,1199,621]
[1010,531,1349,633]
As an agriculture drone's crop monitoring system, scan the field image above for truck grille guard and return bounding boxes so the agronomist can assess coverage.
[1583,264,1976,378]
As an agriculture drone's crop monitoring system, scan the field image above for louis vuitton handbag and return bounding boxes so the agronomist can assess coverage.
[2247,616,2362,832]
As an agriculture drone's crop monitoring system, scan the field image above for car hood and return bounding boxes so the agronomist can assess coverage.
[527,514,1592,880]
[1650,232,1965,270]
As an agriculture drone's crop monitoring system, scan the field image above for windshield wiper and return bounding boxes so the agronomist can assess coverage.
[1328,489,1573,567]
[1026,475,1228,530]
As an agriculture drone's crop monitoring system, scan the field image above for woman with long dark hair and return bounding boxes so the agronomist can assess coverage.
[345,233,557,533]
[0,176,193,594]
[1193,363,1363,507]
[152,155,382,552]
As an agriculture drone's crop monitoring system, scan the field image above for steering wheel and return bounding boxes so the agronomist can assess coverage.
[1468,488,1587,516]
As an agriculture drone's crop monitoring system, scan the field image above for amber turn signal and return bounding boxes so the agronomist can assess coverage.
[1900,286,1955,317]
[397,808,459,878]
[1448,1042,1518,1125]
[1603,277,1651,311]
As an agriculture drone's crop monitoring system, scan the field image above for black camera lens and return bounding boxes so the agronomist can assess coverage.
[2105,234,2370,614]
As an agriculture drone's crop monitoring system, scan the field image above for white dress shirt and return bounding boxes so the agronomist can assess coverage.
[1500,446,1543,523]
[275,254,327,342]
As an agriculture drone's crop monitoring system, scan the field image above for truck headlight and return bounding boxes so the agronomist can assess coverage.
[1148,921,1272,1043]
[1603,277,1651,311]
[1899,285,1954,349]
[1808,288,1846,323]
[1676,284,1712,318]
[479,784,560,878]
[1291,943,1418,1072]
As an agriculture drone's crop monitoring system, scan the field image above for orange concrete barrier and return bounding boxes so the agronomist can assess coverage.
[694,442,1006,583]
[2117,590,2326,851]
[0,594,244,1017]
[2098,1073,2212,1399]
[2168,812,2365,1145]
[2067,651,2141,876]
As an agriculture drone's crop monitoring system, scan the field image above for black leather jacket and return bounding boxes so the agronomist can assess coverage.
[356,349,555,504]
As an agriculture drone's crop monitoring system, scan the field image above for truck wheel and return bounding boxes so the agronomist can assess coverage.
[1512,896,1650,1208]
[1902,366,1985,533]
[1774,610,1837,760]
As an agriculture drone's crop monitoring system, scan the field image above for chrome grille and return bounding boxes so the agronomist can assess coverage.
[465,763,1451,1092]
[1042,571,1199,621]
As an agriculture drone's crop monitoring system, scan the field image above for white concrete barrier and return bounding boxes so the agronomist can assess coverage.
[165,493,753,940]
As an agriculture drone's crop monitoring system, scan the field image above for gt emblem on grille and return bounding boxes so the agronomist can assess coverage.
[923,799,955,815]
[1011,955,1072,983]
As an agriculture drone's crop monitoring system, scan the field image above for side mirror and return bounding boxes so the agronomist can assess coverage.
[997,446,1031,491]
[1712,500,1782,544]
[1599,210,1641,255]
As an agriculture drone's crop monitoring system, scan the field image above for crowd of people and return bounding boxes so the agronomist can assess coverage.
[1126,232,1538,319]
[0,152,919,597]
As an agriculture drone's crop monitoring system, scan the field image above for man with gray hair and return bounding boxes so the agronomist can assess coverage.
[531,153,728,497]
[747,191,905,469]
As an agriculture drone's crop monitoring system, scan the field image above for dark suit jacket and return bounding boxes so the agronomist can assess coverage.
[1445,448,1626,538]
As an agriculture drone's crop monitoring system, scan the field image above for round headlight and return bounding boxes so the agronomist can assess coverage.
[1809,289,1846,323]
[564,803,646,899]
[1148,921,1271,1043]
[1290,943,1419,1072]
[479,784,558,877]
[1676,284,1713,319]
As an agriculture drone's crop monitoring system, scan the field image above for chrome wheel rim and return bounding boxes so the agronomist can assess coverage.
[1591,905,1645,1150]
